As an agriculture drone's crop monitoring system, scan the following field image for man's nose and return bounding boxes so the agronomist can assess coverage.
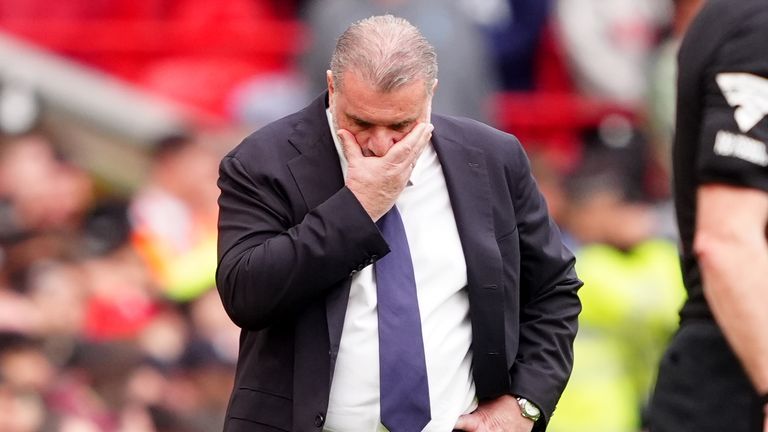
[367,128,397,156]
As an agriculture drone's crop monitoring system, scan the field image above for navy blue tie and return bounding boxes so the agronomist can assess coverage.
[375,206,431,432]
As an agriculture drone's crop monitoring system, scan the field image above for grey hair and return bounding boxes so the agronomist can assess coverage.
[330,15,438,94]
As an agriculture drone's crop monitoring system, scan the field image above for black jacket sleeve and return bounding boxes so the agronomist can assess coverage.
[216,153,390,331]
[506,143,582,428]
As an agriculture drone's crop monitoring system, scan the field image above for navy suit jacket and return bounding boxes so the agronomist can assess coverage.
[216,93,582,432]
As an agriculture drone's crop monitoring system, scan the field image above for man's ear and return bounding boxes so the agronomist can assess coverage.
[426,79,438,121]
[326,70,335,98]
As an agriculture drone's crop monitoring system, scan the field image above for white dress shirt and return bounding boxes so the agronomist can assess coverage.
[324,109,477,432]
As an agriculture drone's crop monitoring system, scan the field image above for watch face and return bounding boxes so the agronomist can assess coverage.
[524,402,540,417]
[518,398,540,420]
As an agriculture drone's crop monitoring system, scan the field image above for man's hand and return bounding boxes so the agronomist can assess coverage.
[338,122,433,221]
[454,395,535,432]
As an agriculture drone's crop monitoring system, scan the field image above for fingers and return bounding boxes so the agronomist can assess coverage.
[453,413,480,432]
[386,122,434,166]
[410,122,434,160]
[336,129,362,163]
[418,123,435,156]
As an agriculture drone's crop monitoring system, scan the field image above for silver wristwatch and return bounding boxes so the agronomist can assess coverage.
[516,397,541,422]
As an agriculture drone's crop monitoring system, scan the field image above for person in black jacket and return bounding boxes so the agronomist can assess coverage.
[649,1,768,431]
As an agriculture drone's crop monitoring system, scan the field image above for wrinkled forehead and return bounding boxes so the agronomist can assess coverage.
[332,71,430,125]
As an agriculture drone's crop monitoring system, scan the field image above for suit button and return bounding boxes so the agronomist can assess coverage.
[314,413,325,427]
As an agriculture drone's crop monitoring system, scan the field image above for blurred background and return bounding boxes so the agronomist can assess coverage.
[0,0,703,431]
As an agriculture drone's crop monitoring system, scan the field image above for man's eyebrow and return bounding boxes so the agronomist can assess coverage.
[346,113,373,125]
[390,118,416,129]
[346,113,417,128]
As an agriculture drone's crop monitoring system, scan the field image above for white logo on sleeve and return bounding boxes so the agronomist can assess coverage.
[714,130,768,166]
[716,72,768,133]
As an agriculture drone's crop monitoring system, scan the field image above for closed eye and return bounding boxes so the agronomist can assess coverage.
[347,114,373,129]
[354,118,374,129]
[391,121,413,131]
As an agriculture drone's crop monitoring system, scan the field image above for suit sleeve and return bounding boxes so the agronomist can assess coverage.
[216,153,390,331]
[506,144,583,429]
[696,4,768,191]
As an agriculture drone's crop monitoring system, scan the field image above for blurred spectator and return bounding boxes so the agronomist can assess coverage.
[45,341,144,430]
[81,245,157,343]
[0,384,46,432]
[0,133,94,300]
[467,0,552,91]
[0,333,52,431]
[137,307,189,368]
[0,133,93,238]
[301,0,498,123]
[227,71,311,128]
[0,333,55,394]
[129,134,219,303]
[540,152,684,432]
[187,290,238,365]
[23,260,87,360]
[163,339,233,431]
[554,0,672,109]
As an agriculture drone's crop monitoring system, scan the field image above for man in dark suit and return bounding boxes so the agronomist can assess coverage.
[216,15,581,432]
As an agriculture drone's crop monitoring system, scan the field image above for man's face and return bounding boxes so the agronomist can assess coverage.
[327,70,434,157]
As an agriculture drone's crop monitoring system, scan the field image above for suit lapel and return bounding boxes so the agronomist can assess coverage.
[287,93,345,212]
[285,92,352,384]
[432,117,509,397]
[431,116,500,286]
